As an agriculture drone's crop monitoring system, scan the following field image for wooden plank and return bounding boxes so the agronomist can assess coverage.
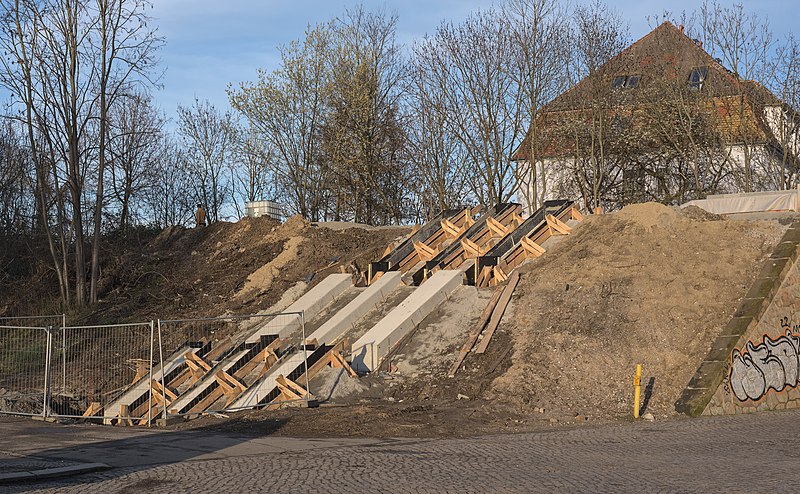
[493,265,509,283]
[476,265,492,288]
[486,217,509,237]
[440,218,463,238]
[461,237,484,257]
[475,271,520,354]
[571,207,584,221]
[330,351,358,377]
[447,287,503,377]
[118,404,134,426]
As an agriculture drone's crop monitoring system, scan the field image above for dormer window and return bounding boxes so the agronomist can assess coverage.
[688,67,708,90]
[612,75,640,89]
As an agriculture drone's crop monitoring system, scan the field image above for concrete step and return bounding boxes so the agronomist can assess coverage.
[351,270,462,373]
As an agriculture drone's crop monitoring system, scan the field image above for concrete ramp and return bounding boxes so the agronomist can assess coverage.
[246,273,352,343]
[351,270,462,373]
[306,272,403,347]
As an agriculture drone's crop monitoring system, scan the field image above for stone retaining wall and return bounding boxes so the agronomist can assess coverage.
[675,221,800,416]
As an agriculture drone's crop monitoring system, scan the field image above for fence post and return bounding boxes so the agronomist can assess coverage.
[148,320,155,428]
[61,316,66,392]
[158,319,167,423]
[301,311,309,406]
[43,326,52,419]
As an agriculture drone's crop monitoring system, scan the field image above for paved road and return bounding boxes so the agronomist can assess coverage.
[2,408,798,493]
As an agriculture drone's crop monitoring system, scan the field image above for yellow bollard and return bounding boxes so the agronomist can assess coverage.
[633,364,642,419]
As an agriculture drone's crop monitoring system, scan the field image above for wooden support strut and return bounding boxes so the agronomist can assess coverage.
[545,214,572,235]
[486,217,509,237]
[440,218,464,238]
[521,237,546,258]
[461,237,485,258]
[414,241,438,261]
[82,401,102,418]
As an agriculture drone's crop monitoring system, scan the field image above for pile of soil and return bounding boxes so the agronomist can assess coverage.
[85,216,408,323]
[491,202,786,421]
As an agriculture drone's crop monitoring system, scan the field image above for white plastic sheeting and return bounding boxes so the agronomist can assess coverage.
[681,188,800,215]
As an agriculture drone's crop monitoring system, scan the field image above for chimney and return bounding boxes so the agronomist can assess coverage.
[679,24,684,34]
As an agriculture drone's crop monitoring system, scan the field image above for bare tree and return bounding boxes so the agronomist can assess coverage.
[229,22,333,221]
[413,7,526,209]
[322,6,408,225]
[88,0,161,302]
[565,0,630,210]
[505,0,571,211]
[177,98,235,223]
[107,91,165,230]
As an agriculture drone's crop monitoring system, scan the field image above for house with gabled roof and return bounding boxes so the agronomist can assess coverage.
[512,21,800,214]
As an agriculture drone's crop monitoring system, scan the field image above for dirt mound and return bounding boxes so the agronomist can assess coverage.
[86,217,408,323]
[491,208,786,421]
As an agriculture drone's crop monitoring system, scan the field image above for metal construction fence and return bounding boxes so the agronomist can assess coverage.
[0,311,309,426]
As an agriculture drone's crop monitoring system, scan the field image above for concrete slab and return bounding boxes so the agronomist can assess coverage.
[246,273,352,343]
[230,350,310,409]
[351,270,462,372]
[306,271,403,346]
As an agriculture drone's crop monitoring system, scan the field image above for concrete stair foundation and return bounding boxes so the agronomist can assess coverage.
[351,270,462,373]
[246,273,352,343]
[306,272,403,347]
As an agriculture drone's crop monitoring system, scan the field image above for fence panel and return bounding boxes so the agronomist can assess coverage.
[156,312,309,420]
[48,322,155,424]
[0,326,49,417]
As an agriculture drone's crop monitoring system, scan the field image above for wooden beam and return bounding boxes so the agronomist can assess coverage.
[571,207,584,221]
[275,375,313,400]
[118,404,134,426]
[447,287,503,377]
[461,237,484,258]
[493,265,509,283]
[475,271,520,354]
[441,218,464,238]
[476,265,492,288]
[330,351,358,377]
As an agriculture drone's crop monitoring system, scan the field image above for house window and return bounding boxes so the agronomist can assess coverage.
[688,67,708,90]
[612,75,640,89]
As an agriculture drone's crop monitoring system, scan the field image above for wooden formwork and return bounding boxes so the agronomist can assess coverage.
[421,203,523,282]
[368,206,481,284]
[473,201,583,288]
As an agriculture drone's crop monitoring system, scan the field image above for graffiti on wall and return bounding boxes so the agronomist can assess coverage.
[729,328,800,402]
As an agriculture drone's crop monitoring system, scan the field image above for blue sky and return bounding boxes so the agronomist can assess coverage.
[150,1,797,125]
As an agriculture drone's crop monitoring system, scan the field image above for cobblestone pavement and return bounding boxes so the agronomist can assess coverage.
[5,408,800,493]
